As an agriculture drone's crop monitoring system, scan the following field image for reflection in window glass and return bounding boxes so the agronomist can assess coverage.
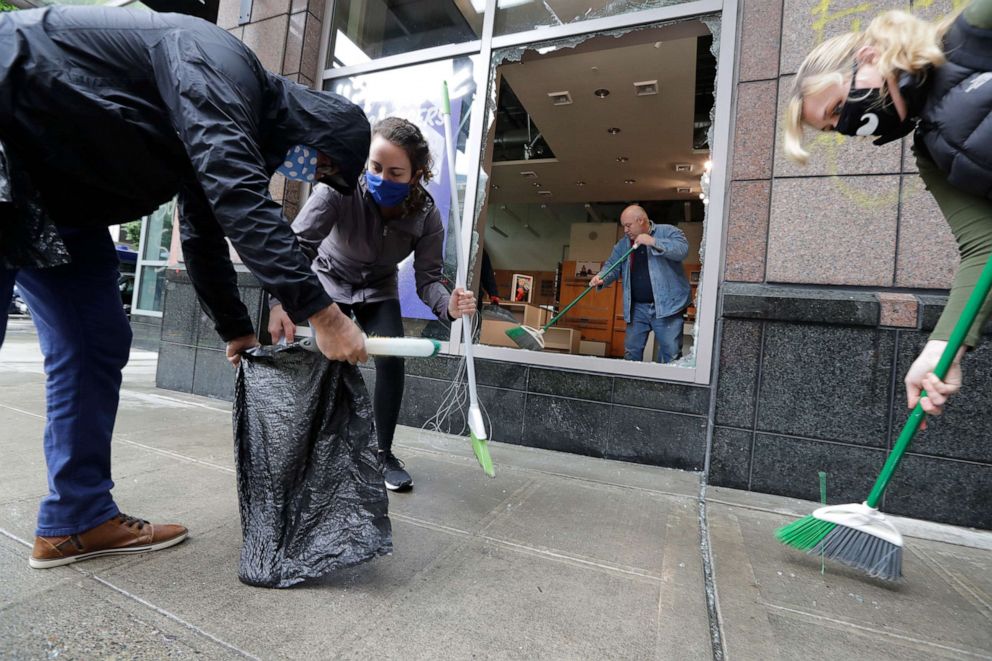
[136,264,166,313]
[142,199,175,262]
[494,0,697,36]
[328,0,482,69]
[326,56,479,339]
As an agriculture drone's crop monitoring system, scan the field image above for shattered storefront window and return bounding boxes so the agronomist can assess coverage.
[495,0,702,36]
[473,15,720,368]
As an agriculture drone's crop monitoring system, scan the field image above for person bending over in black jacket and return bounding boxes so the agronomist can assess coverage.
[0,6,371,569]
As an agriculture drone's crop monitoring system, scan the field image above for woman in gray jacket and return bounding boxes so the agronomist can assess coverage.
[268,117,477,491]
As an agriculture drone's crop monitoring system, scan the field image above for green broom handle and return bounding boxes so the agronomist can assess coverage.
[866,253,992,507]
[541,243,638,331]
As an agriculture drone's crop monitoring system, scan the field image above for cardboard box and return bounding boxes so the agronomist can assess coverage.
[579,340,607,357]
[480,319,520,348]
[543,327,579,354]
[523,303,551,329]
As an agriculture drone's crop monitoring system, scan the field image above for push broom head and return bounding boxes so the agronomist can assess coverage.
[505,325,545,350]
[777,502,904,580]
[467,407,495,478]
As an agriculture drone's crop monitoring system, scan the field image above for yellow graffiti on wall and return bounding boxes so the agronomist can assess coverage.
[798,0,962,210]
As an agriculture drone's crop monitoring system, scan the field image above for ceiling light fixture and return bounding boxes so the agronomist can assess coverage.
[616,156,629,163]
[633,80,658,96]
[594,88,610,98]
[624,179,636,184]
[489,223,509,238]
[547,91,572,106]
[607,127,621,135]
[575,181,586,187]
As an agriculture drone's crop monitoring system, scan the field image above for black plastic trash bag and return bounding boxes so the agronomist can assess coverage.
[234,344,391,588]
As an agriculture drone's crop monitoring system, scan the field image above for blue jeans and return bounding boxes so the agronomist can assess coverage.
[1,227,129,536]
[624,302,684,363]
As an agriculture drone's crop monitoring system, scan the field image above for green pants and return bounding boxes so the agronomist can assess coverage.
[916,153,992,347]
[913,0,992,347]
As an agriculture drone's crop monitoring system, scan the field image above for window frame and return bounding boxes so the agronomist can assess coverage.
[318,0,738,385]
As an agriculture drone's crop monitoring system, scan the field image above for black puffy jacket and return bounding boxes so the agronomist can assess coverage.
[0,6,371,340]
[916,14,992,199]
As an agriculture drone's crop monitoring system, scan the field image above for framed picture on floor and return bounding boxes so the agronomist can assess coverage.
[511,273,534,303]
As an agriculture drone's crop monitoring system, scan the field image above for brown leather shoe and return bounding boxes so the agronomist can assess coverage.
[30,513,188,569]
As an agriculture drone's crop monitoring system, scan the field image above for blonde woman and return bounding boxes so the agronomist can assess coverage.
[784,1,992,420]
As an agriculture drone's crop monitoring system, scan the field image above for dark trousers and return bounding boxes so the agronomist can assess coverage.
[1,227,130,536]
[336,299,404,454]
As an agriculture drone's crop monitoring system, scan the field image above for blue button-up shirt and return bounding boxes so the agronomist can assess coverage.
[597,222,691,322]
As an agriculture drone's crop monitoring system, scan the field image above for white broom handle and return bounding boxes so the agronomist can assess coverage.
[299,336,440,358]
[441,83,483,409]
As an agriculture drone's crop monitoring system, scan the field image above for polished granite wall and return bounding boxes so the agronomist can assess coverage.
[712,284,992,530]
[360,356,710,471]
[155,269,264,401]
[130,313,163,352]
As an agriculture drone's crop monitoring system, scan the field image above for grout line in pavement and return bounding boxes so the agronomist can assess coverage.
[85,573,261,660]
[116,438,235,474]
[395,443,700,502]
[763,602,992,660]
[0,525,259,659]
[392,512,662,582]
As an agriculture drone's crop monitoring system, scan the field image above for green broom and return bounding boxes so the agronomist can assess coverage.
[777,252,992,580]
[441,82,494,478]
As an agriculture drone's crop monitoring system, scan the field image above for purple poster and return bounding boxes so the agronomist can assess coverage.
[333,63,470,320]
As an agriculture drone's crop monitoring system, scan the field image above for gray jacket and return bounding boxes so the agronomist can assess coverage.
[273,181,451,319]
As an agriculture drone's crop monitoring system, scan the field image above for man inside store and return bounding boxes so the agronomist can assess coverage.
[590,205,691,363]
[0,5,372,569]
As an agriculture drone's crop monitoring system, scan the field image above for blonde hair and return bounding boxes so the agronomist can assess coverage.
[783,9,956,164]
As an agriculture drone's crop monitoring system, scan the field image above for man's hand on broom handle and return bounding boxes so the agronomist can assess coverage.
[310,303,368,365]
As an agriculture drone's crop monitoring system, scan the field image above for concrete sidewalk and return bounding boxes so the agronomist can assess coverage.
[1,318,990,660]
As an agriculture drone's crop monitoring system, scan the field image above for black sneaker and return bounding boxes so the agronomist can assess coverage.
[380,452,413,492]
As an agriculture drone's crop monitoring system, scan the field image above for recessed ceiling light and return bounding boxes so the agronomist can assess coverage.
[547,91,572,106]
[607,127,621,135]
[633,80,658,96]
[594,88,610,98]
[624,179,636,184]
[616,156,629,163]
[532,182,542,187]
[575,181,586,187]
[492,184,501,190]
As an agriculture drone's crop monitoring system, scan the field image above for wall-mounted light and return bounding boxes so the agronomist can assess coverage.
[584,203,604,223]
[489,223,509,238]
[500,205,523,224]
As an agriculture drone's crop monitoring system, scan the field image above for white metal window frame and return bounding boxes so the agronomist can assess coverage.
[132,214,166,318]
[318,0,737,386]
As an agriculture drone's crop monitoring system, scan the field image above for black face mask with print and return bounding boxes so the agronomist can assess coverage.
[835,64,922,146]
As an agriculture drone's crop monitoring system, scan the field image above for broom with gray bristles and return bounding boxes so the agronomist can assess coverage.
[777,252,992,580]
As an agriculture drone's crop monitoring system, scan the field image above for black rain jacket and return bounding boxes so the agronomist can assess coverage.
[0,6,370,339]
[916,13,992,199]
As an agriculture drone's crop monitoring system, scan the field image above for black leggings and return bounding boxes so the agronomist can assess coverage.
[337,299,404,453]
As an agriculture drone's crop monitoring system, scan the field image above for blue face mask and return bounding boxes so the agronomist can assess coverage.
[365,172,411,207]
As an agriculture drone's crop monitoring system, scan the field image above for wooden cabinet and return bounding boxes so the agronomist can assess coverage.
[557,260,621,355]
